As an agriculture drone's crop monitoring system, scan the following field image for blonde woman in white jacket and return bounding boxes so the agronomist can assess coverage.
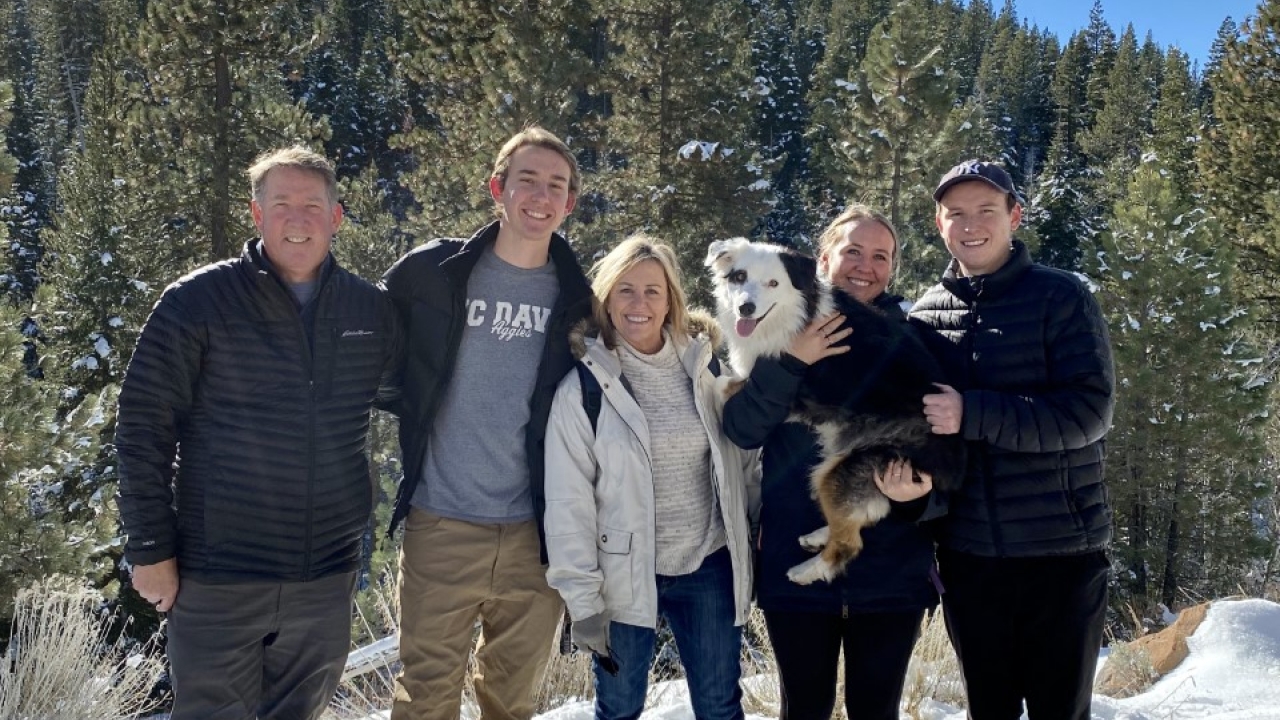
[544,234,761,720]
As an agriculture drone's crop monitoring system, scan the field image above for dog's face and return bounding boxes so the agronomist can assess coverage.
[705,238,821,364]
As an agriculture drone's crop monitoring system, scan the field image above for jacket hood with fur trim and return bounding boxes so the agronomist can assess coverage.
[569,307,723,360]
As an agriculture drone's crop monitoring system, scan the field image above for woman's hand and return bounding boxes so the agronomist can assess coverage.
[786,313,851,365]
[874,459,932,502]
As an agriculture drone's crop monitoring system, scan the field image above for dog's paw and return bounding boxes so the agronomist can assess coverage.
[787,555,836,585]
[717,376,746,400]
[798,526,829,552]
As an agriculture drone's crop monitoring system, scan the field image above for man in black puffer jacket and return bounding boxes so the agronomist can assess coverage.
[116,147,402,720]
[910,160,1115,720]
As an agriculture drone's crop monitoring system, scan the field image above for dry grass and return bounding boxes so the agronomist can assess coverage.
[1093,642,1158,699]
[327,573,967,719]
[0,577,167,720]
[901,609,967,718]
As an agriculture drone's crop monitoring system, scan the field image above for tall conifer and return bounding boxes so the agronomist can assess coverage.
[1096,159,1267,610]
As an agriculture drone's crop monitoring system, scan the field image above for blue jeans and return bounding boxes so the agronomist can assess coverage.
[593,547,744,720]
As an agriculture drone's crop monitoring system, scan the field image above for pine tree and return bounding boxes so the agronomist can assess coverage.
[1196,17,1237,112]
[0,299,118,634]
[803,0,893,207]
[825,0,975,296]
[124,0,329,261]
[298,0,416,215]
[1150,48,1198,204]
[586,0,767,305]
[976,19,1058,187]
[749,0,814,246]
[948,0,994,100]
[0,100,114,633]
[1081,24,1153,184]
[1094,159,1267,611]
[1,0,109,302]
[392,0,595,237]
[1027,31,1097,270]
[1083,0,1117,123]
[1199,1,1280,308]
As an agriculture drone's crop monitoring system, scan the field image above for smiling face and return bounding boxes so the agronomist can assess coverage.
[607,259,670,354]
[251,165,342,284]
[935,180,1022,277]
[490,144,577,256]
[819,219,895,305]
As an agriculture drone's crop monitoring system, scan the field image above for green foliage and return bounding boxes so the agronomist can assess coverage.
[392,0,596,237]
[580,0,767,307]
[0,0,1277,644]
[123,0,330,261]
[1199,1,1280,308]
[823,0,980,297]
[1094,160,1269,609]
[1082,25,1155,188]
[748,0,816,245]
[803,0,893,203]
[0,301,118,633]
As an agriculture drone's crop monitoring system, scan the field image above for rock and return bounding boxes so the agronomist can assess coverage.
[1095,602,1210,698]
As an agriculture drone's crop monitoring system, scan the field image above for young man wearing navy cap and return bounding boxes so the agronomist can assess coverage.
[909,160,1116,719]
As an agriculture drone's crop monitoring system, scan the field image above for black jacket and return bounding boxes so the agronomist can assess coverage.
[380,221,592,557]
[723,294,941,615]
[116,241,402,583]
[909,241,1115,558]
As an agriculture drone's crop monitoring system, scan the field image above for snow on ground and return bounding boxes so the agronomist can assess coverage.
[516,599,1280,720]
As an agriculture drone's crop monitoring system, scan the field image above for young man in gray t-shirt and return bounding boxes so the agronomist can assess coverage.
[381,127,593,720]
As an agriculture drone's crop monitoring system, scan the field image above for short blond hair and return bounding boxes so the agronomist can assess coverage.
[247,146,339,205]
[816,203,900,283]
[589,234,690,350]
[491,126,581,195]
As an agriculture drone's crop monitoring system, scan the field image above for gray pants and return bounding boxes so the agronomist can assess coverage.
[166,571,357,720]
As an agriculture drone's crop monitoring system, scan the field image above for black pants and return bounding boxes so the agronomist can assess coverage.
[938,550,1109,720]
[166,571,357,720]
[763,607,925,720]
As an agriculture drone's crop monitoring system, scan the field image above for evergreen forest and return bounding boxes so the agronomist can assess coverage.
[2,0,1279,647]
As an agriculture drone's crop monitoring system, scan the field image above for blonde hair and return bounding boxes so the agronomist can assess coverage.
[589,234,690,350]
[815,203,900,284]
[247,146,339,205]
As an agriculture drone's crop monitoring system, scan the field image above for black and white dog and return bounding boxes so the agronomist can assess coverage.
[706,237,964,584]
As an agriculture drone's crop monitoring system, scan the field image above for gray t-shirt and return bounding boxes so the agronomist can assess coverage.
[411,245,559,522]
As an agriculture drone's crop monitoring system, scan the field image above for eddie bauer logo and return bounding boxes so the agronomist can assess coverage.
[342,330,375,338]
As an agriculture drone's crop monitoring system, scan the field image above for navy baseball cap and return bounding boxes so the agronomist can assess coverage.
[933,160,1023,204]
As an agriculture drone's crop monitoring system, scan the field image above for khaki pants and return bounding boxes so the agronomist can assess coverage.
[392,508,563,720]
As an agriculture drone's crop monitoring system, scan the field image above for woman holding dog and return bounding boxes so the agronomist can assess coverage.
[722,205,940,720]
[543,235,760,720]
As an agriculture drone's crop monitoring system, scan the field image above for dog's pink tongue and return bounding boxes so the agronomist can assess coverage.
[735,317,758,337]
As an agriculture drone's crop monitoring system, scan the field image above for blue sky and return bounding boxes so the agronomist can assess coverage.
[1008,0,1261,69]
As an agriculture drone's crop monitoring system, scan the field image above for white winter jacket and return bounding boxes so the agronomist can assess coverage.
[544,314,761,628]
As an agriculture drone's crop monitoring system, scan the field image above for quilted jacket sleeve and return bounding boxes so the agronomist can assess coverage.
[115,287,204,566]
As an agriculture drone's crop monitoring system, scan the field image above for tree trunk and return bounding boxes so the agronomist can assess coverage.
[1159,445,1188,608]
[210,40,232,260]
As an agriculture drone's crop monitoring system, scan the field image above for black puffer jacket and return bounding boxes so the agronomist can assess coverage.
[116,241,402,583]
[909,241,1115,558]
[380,221,592,557]
[723,294,941,615]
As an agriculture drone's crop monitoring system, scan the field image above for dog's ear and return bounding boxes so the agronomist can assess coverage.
[779,250,817,294]
[779,250,822,321]
[706,238,745,272]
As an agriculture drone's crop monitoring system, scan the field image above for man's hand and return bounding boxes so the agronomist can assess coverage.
[874,459,933,502]
[785,313,851,366]
[923,383,963,435]
[132,558,180,612]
